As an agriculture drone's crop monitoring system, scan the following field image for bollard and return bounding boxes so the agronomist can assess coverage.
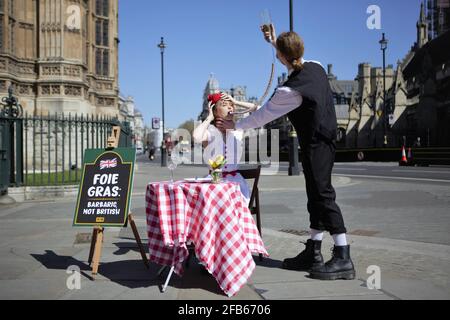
[161,144,167,167]
[288,128,300,176]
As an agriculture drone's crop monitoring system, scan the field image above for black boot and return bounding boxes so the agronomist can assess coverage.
[309,245,355,280]
[282,239,324,271]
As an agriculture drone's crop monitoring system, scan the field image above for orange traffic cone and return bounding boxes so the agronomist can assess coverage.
[400,146,408,166]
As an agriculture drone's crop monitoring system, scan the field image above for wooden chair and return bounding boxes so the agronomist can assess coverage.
[238,165,263,261]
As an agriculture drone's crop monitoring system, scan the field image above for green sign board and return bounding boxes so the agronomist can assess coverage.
[73,148,136,227]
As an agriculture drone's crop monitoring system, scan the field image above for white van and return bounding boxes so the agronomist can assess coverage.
[135,141,144,155]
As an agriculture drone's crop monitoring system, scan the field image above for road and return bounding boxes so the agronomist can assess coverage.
[277,162,450,183]
[143,150,450,183]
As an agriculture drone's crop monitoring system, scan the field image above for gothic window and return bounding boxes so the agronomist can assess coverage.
[95,20,102,45]
[102,50,109,77]
[96,0,109,17]
[0,0,4,12]
[8,20,13,54]
[95,0,102,15]
[102,20,108,46]
[95,48,109,77]
[103,0,109,17]
[96,49,102,74]
[95,19,108,46]
[95,0,110,76]
[0,16,3,51]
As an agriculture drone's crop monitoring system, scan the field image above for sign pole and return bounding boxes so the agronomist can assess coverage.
[88,227,99,266]
[91,227,104,275]
[85,126,149,278]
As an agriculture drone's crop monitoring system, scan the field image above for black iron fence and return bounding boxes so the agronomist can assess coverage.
[0,111,132,190]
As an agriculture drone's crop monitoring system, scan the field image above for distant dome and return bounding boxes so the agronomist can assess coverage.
[207,73,219,91]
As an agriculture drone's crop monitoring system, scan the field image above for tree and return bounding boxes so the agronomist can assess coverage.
[178,119,196,137]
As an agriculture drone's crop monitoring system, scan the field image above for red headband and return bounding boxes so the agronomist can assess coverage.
[207,93,222,106]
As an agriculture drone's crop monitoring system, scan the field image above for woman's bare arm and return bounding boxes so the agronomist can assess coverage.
[193,102,214,146]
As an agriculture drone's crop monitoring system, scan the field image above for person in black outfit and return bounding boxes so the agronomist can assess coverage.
[216,24,355,280]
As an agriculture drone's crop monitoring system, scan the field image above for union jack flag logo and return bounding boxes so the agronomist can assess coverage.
[100,158,117,170]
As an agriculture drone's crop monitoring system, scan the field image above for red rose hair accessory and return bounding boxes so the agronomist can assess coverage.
[207,93,222,107]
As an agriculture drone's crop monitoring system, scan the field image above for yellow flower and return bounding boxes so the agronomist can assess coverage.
[209,155,226,170]
[215,155,225,165]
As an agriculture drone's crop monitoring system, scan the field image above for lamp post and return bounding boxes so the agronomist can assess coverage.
[289,0,294,31]
[379,33,388,147]
[157,37,167,167]
[288,0,300,175]
[0,86,24,190]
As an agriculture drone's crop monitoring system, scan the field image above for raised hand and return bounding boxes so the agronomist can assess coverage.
[261,23,277,46]
[206,101,215,122]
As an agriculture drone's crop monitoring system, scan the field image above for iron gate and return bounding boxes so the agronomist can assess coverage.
[0,88,132,194]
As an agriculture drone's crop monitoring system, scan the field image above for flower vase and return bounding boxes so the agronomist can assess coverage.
[211,169,222,184]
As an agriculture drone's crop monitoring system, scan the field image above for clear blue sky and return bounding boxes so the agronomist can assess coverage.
[118,0,423,128]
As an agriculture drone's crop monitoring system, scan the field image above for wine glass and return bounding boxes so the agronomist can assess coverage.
[167,157,178,183]
[260,9,273,42]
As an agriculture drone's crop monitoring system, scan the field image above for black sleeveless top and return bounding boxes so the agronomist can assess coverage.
[283,62,337,146]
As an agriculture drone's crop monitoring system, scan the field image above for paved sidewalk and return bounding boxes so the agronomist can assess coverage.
[0,162,449,300]
[0,220,448,300]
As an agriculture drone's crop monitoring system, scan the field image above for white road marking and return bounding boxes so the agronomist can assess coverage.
[392,169,450,174]
[333,173,450,183]
[333,168,367,171]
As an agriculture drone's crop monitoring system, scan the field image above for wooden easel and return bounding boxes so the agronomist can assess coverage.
[87,126,149,277]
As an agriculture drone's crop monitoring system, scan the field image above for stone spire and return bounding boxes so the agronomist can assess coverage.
[417,2,429,48]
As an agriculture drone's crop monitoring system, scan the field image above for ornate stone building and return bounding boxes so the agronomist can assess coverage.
[401,12,450,147]
[426,0,450,40]
[346,2,450,148]
[0,0,119,116]
[326,64,358,148]
[345,62,395,148]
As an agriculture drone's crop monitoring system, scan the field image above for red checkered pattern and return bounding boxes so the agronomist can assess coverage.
[145,181,269,297]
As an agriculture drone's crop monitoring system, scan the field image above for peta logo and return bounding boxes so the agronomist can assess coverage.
[66,265,81,290]
[367,5,381,30]
[66,5,81,30]
[366,265,381,290]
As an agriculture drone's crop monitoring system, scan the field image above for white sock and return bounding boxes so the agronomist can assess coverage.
[332,233,348,246]
[310,229,324,241]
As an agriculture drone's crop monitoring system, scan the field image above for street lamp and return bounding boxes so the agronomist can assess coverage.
[288,0,300,176]
[289,0,294,32]
[0,86,24,189]
[157,37,167,167]
[379,32,388,147]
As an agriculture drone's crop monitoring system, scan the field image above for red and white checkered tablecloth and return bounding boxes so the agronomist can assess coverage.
[145,181,269,297]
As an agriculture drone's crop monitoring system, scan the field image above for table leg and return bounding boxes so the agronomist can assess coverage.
[162,266,175,293]
[158,244,178,293]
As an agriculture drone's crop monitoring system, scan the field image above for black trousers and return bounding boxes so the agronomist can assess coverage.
[301,137,347,235]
